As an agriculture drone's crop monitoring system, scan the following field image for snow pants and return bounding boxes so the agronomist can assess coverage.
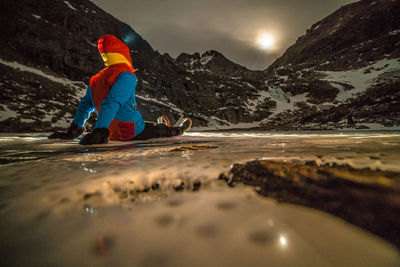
[133,122,180,140]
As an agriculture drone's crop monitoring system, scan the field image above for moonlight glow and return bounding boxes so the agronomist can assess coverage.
[257,33,275,50]
[279,236,287,247]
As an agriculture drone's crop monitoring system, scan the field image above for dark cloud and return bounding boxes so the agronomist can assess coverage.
[92,0,358,70]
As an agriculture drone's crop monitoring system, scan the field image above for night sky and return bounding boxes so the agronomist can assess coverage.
[92,0,358,70]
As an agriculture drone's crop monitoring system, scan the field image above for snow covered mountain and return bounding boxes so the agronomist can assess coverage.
[261,0,400,130]
[0,0,399,132]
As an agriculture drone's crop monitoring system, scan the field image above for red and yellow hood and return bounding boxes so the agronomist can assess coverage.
[97,35,133,68]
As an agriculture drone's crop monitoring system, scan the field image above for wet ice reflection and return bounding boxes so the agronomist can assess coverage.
[0,132,399,266]
[279,235,287,247]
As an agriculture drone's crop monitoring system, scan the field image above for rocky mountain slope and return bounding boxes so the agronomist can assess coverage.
[0,0,399,132]
[261,0,400,130]
[0,0,266,132]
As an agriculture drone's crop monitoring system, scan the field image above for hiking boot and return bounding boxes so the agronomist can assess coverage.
[157,115,170,127]
[177,118,192,135]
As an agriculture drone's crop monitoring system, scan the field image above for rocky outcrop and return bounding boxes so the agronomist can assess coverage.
[219,159,400,248]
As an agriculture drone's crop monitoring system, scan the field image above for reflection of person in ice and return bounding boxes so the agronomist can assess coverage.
[48,35,190,145]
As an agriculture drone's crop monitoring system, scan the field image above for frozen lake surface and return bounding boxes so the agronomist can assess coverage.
[0,131,399,266]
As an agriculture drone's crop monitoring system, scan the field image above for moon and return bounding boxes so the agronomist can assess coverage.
[257,33,275,50]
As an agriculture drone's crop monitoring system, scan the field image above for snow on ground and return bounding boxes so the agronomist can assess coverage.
[87,41,97,47]
[19,118,36,123]
[313,24,321,31]
[0,58,86,91]
[243,82,256,89]
[389,29,400,36]
[267,87,308,115]
[190,115,261,131]
[329,23,342,35]
[136,95,184,115]
[183,58,196,69]
[64,0,78,11]
[279,75,289,82]
[200,55,214,65]
[329,83,350,101]
[0,105,18,120]
[244,90,269,114]
[182,56,212,73]
[361,123,400,131]
[320,58,400,101]
[191,121,261,131]
[0,58,87,127]
[268,86,291,104]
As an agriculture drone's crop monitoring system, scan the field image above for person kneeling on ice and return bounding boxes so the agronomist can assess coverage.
[48,35,191,145]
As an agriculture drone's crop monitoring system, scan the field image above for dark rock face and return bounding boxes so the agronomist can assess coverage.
[219,160,400,248]
[268,0,400,71]
[0,63,85,132]
[0,0,151,81]
[0,0,157,131]
[0,0,268,131]
[261,0,400,130]
[0,0,399,132]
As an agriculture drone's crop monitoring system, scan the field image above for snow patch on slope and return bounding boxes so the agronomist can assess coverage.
[200,55,214,66]
[243,82,256,89]
[136,95,184,114]
[263,86,310,115]
[320,58,400,101]
[267,87,293,114]
[388,29,400,36]
[191,118,260,131]
[245,90,269,114]
[329,83,350,101]
[0,58,86,95]
[0,105,18,120]
[64,1,78,11]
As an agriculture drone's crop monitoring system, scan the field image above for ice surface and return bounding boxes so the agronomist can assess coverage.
[0,132,399,266]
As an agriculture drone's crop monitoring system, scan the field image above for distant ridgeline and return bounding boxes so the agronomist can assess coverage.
[0,0,399,132]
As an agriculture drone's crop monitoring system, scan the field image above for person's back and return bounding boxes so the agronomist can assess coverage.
[87,58,145,141]
[48,35,190,145]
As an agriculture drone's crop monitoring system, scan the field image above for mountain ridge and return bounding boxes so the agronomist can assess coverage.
[0,0,399,132]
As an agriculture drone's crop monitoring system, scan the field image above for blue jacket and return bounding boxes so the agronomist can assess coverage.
[72,71,145,139]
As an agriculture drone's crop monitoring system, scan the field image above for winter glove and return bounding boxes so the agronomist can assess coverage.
[79,128,109,145]
[48,123,85,140]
